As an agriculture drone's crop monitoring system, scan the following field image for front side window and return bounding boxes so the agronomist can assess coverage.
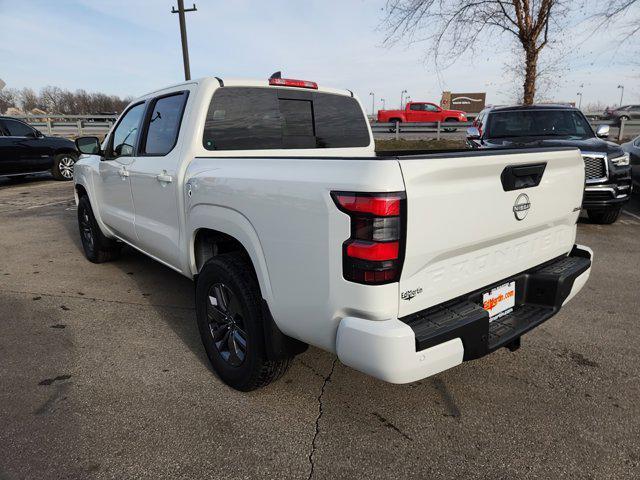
[109,103,145,159]
[202,87,370,151]
[142,92,188,156]
[486,110,594,139]
[425,104,439,112]
[2,119,35,137]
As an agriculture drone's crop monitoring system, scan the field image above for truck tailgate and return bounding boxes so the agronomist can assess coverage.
[397,148,584,318]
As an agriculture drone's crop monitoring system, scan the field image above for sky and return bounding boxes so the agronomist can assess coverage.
[0,0,638,112]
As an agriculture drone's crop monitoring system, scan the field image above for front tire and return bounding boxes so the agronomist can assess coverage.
[77,196,121,262]
[52,153,77,181]
[196,253,292,391]
[443,118,459,132]
[587,206,622,224]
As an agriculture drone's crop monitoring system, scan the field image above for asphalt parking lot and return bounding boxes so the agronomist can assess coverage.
[1,175,639,480]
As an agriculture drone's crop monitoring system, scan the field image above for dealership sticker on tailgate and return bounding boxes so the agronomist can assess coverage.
[483,281,515,321]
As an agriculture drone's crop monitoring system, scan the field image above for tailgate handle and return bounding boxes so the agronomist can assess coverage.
[500,163,546,191]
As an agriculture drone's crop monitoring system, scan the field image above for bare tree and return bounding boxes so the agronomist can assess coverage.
[594,0,640,40]
[0,88,19,113]
[0,85,133,115]
[382,1,572,104]
[19,88,39,112]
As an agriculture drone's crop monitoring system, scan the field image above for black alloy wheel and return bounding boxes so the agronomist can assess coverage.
[206,283,248,367]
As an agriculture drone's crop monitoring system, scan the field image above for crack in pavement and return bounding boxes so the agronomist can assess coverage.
[307,357,337,480]
[0,288,195,311]
[372,412,413,441]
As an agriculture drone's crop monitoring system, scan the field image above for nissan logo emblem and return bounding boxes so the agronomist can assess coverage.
[513,193,531,220]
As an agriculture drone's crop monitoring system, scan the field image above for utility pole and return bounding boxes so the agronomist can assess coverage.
[380,98,385,110]
[369,92,375,116]
[617,84,624,107]
[171,1,197,81]
[576,92,583,109]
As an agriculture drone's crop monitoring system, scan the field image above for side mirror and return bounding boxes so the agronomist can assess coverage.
[76,136,101,155]
[596,125,610,138]
[466,126,481,139]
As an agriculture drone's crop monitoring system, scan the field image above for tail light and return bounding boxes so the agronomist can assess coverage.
[332,191,406,285]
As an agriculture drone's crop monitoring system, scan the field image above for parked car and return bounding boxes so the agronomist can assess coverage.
[467,105,632,224]
[73,76,591,391]
[377,102,467,130]
[622,135,640,187]
[603,105,640,125]
[0,116,78,180]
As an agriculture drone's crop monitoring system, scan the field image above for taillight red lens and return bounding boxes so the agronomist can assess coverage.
[332,191,406,285]
[269,78,318,89]
[333,193,401,216]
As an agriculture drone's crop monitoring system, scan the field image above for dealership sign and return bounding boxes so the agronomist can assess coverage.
[440,91,486,114]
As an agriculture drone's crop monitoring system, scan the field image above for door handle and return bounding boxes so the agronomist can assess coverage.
[118,168,129,178]
[156,172,173,183]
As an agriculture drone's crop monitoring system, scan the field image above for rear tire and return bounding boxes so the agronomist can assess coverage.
[587,206,621,224]
[388,119,400,133]
[196,253,292,391]
[52,153,77,181]
[77,195,121,262]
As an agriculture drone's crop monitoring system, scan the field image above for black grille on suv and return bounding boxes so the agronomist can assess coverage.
[582,155,606,181]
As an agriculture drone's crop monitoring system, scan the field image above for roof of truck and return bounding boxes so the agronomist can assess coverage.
[486,104,579,112]
[137,76,355,100]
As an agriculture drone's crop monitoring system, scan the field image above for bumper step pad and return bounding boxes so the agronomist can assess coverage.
[401,247,591,361]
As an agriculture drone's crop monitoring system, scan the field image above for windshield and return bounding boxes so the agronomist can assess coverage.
[486,110,594,139]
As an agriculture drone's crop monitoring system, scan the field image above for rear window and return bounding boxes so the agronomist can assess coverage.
[486,110,594,139]
[202,87,370,150]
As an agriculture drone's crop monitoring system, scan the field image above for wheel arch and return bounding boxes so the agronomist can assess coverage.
[188,205,273,303]
[55,147,79,157]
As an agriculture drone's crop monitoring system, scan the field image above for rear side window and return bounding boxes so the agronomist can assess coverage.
[142,92,188,156]
[202,87,370,150]
[2,119,35,137]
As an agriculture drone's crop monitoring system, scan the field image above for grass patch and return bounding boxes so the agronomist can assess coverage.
[375,138,466,151]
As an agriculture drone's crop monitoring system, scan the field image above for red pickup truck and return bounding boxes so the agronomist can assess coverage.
[377,102,467,126]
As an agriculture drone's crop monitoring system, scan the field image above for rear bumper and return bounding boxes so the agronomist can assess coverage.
[336,245,592,384]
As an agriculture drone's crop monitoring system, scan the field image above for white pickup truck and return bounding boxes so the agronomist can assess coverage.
[74,75,593,391]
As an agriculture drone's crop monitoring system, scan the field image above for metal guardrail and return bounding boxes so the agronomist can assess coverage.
[373,119,640,141]
[14,114,117,138]
[371,121,474,140]
[13,114,640,142]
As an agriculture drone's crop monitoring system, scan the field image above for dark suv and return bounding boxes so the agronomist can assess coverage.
[0,116,78,181]
[467,105,632,224]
